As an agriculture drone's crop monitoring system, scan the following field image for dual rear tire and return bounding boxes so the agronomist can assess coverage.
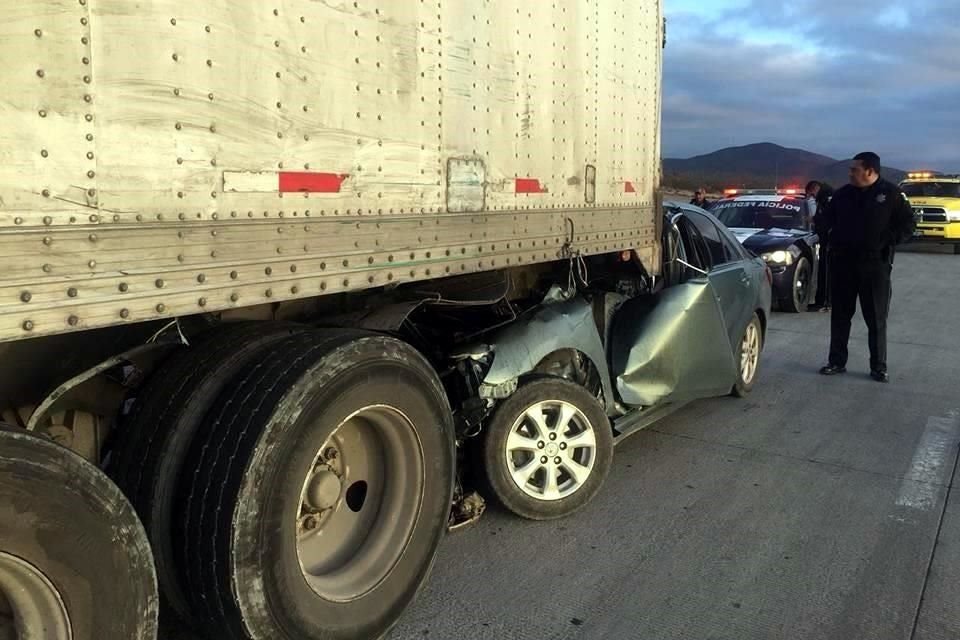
[109,326,455,640]
[0,427,158,640]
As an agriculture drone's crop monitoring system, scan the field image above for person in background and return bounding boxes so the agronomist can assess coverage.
[816,153,914,383]
[690,187,711,209]
[810,182,833,311]
[802,181,821,231]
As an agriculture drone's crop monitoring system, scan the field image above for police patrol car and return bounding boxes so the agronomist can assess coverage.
[900,172,960,254]
[707,189,820,313]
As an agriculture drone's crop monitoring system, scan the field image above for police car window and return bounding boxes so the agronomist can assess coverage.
[711,198,806,230]
[686,211,730,267]
[902,182,960,198]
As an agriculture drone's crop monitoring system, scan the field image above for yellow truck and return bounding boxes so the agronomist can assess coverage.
[901,172,960,254]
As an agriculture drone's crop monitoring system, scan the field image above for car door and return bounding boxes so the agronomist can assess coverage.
[610,211,738,408]
[714,217,767,315]
[684,208,755,349]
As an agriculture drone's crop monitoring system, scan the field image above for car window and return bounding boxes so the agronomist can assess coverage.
[714,221,750,262]
[711,198,806,230]
[675,215,711,273]
[901,182,960,198]
[686,211,730,268]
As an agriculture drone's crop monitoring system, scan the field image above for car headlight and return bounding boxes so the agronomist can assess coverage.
[762,250,792,265]
[761,246,800,265]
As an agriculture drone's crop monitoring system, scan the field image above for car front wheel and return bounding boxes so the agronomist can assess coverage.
[731,313,763,397]
[480,378,614,520]
[781,256,811,313]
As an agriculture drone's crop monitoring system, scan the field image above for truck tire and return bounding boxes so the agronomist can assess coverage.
[479,378,614,521]
[781,257,811,313]
[176,331,455,640]
[0,428,157,640]
[108,321,305,625]
[731,313,763,397]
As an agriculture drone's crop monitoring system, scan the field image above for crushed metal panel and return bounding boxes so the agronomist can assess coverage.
[611,280,737,408]
[481,293,615,414]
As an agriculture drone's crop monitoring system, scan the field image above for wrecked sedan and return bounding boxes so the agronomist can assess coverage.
[708,195,821,313]
[411,203,773,523]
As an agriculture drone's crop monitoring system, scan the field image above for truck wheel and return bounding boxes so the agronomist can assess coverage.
[480,378,613,520]
[781,257,811,313]
[177,331,455,640]
[0,428,157,640]
[731,313,763,397]
[108,322,305,626]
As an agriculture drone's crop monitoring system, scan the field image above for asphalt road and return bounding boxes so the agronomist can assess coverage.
[386,246,960,640]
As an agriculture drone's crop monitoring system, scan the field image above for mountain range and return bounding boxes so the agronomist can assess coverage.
[663,143,909,192]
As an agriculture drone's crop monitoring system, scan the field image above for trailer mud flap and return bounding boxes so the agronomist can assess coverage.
[611,280,737,408]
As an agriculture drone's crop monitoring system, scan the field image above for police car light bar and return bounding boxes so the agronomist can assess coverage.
[722,188,786,197]
[907,171,935,179]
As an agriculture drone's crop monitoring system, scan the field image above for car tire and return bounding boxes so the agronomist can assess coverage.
[0,427,158,640]
[107,321,306,626]
[176,331,455,640]
[731,313,763,397]
[479,378,614,521]
[781,256,811,313]
[953,244,960,255]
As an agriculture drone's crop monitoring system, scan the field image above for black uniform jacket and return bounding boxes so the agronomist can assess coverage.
[815,178,915,261]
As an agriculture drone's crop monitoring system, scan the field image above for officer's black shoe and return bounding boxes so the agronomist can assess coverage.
[819,364,847,375]
[870,370,890,383]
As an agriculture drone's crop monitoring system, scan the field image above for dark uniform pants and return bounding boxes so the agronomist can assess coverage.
[828,255,892,372]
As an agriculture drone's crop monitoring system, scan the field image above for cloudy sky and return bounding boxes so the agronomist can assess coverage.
[663,0,960,171]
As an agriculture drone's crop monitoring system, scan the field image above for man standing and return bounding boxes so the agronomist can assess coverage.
[690,187,711,209]
[817,152,914,382]
[811,183,834,311]
[802,180,821,231]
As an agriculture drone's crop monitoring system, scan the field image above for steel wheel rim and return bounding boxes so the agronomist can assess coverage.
[740,322,760,385]
[505,400,597,501]
[295,405,424,603]
[0,552,72,640]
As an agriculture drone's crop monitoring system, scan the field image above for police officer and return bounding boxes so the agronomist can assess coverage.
[810,182,834,311]
[817,152,914,382]
[690,187,711,209]
[802,180,820,231]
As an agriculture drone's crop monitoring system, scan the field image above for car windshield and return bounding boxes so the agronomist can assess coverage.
[711,198,806,230]
[901,182,960,198]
